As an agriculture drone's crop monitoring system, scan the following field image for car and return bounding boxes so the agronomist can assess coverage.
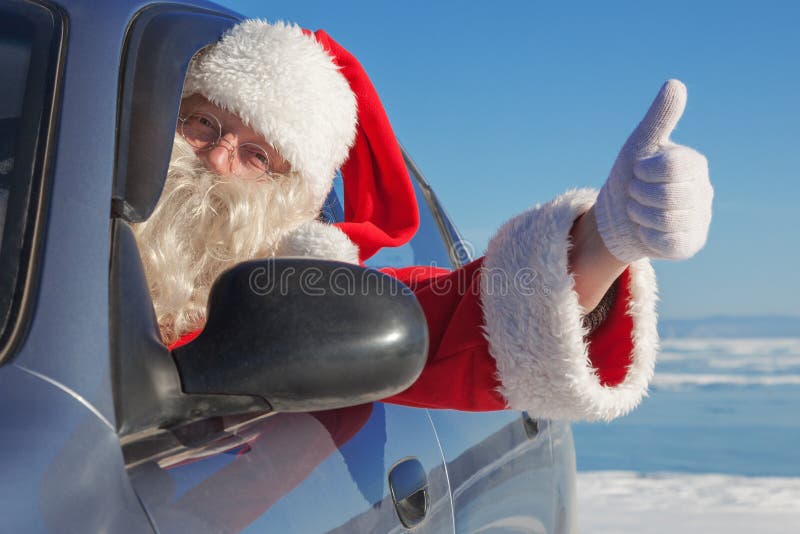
[0,0,577,531]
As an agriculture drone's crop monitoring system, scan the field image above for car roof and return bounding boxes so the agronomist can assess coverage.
[54,0,241,19]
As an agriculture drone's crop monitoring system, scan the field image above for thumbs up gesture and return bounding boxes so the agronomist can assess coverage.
[594,80,714,263]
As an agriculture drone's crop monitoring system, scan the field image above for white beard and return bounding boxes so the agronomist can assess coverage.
[132,136,322,345]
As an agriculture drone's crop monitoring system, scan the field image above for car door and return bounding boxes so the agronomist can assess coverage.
[110,4,453,533]
[390,155,576,533]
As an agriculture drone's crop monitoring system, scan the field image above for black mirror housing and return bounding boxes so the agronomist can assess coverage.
[173,259,429,412]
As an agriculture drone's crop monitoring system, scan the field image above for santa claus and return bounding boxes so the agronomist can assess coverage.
[133,20,713,422]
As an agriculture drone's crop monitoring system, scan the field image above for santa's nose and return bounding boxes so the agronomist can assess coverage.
[202,134,240,176]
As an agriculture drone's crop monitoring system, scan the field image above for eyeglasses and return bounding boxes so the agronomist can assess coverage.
[178,111,282,179]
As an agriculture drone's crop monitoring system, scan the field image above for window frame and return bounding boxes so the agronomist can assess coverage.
[112,3,238,223]
[0,0,66,366]
[402,149,473,268]
[110,4,251,438]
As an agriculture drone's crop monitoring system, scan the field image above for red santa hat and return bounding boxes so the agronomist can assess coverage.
[183,19,419,263]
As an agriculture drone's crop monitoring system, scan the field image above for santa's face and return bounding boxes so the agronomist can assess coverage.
[132,101,321,344]
[178,94,292,179]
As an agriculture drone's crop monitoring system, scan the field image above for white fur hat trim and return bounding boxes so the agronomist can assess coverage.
[183,20,358,207]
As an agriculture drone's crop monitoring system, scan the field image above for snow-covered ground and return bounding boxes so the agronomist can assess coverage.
[578,471,800,534]
[573,338,800,532]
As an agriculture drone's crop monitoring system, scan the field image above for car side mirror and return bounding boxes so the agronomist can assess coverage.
[172,259,429,412]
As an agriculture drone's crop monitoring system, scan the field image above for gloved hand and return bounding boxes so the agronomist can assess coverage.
[594,80,713,263]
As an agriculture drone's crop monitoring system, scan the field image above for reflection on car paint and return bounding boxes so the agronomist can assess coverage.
[428,410,558,533]
[129,404,454,533]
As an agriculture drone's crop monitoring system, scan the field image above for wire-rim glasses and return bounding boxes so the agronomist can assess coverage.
[178,111,279,179]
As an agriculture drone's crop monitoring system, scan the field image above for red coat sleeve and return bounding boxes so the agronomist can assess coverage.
[379,260,639,412]
[380,260,506,410]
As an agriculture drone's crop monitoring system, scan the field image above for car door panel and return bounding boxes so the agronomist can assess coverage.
[128,403,454,533]
[427,410,557,533]
[0,366,154,533]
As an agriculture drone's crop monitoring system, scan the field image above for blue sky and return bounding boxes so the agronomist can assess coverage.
[222,0,799,319]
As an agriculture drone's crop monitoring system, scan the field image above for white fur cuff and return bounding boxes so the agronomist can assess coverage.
[481,188,659,421]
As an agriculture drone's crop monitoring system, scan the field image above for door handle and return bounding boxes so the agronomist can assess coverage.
[388,457,429,528]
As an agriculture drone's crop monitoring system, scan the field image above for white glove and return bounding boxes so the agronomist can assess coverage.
[595,80,713,263]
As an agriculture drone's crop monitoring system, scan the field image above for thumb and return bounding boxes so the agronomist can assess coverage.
[624,79,687,153]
